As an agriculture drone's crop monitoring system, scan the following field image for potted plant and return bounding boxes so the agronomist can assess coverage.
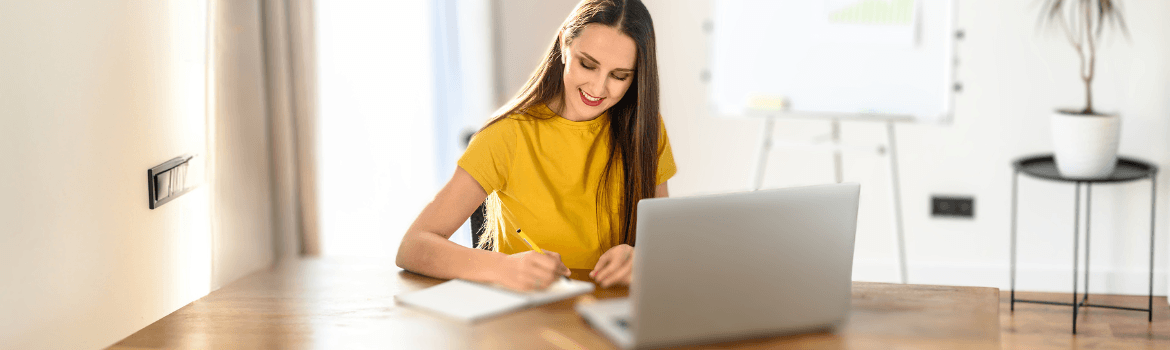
[1039,0,1129,178]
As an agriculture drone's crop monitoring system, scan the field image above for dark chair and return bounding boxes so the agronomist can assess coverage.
[469,202,488,249]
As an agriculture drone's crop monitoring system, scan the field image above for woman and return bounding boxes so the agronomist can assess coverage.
[395,0,673,291]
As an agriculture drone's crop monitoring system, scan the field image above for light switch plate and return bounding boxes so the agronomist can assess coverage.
[148,155,194,209]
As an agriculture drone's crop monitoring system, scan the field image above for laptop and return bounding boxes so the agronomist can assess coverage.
[576,183,861,349]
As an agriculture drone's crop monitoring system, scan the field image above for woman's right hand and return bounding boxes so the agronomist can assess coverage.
[493,251,571,292]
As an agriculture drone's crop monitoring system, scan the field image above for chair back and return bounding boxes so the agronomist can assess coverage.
[469,202,488,249]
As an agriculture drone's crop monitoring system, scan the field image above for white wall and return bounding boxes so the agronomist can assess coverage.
[497,0,1170,295]
[495,1,577,105]
[0,2,210,349]
[0,1,276,349]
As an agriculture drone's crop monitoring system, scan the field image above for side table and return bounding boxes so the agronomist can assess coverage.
[1009,154,1158,334]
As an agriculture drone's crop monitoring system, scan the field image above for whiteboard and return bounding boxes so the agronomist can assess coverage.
[709,0,957,123]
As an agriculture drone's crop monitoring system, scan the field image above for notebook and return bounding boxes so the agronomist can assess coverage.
[395,277,595,322]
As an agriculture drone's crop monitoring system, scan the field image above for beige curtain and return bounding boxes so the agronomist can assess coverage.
[263,0,320,257]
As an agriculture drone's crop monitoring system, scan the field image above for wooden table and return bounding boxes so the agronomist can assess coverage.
[109,258,1001,349]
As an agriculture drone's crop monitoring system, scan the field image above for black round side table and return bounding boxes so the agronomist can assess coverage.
[1009,154,1158,334]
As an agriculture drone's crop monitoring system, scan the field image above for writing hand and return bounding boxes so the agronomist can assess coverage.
[495,250,571,292]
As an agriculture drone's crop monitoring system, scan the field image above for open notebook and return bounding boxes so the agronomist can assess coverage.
[395,277,595,322]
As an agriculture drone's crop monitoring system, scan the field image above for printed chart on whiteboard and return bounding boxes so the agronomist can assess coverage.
[709,0,957,123]
[824,0,918,48]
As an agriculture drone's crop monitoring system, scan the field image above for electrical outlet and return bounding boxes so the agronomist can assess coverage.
[932,196,974,218]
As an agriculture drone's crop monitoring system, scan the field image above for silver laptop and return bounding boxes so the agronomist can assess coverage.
[576,183,861,349]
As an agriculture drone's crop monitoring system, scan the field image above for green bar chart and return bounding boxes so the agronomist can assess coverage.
[829,0,915,25]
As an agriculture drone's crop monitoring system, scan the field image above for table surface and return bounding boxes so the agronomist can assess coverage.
[1014,154,1156,183]
[109,258,1001,349]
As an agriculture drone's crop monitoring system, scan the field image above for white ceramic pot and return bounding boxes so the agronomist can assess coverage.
[1050,110,1120,179]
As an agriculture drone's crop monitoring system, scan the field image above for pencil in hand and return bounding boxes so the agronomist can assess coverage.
[514,228,544,254]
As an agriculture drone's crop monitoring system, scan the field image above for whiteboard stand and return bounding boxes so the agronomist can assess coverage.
[885,120,909,285]
[832,119,844,183]
[752,115,777,191]
[752,116,911,284]
[754,117,845,186]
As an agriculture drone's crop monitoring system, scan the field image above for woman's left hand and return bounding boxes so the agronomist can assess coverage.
[591,244,635,288]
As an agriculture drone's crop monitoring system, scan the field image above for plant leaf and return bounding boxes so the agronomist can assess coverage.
[1097,0,1131,39]
[1036,0,1066,34]
[1046,0,1064,21]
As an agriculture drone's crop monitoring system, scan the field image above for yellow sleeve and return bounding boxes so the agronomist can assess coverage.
[457,119,519,194]
[656,116,677,185]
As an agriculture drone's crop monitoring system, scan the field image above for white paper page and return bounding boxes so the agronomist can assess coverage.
[523,278,595,305]
[395,279,529,322]
[396,278,596,322]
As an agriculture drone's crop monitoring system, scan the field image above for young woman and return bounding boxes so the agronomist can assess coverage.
[395,0,673,292]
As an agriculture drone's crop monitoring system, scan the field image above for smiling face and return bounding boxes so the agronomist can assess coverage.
[557,23,637,122]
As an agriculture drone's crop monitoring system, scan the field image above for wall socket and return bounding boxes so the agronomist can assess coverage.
[931,196,974,218]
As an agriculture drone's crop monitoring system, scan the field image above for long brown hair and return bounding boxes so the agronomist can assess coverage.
[477,0,659,249]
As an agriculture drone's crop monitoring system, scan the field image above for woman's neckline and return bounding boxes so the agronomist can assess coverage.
[537,103,608,129]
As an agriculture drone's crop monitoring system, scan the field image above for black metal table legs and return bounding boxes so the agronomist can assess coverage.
[1009,169,1157,334]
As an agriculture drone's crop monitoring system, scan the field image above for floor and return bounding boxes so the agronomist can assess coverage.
[1001,291,1170,349]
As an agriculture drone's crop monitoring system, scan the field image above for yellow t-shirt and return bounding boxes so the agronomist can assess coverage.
[457,104,677,269]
